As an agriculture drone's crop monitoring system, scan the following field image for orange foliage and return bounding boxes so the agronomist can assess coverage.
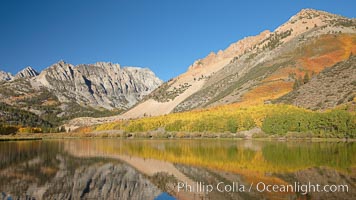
[74,126,93,134]
[299,34,356,73]
[242,81,293,106]
[240,34,356,106]
[18,127,42,133]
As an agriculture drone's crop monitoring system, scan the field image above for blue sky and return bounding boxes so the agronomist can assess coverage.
[0,0,355,81]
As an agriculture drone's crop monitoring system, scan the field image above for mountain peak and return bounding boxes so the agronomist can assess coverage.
[287,8,343,25]
[0,70,13,81]
[93,62,121,70]
[294,8,337,18]
[15,66,39,79]
[297,8,324,15]
[58,60,67,64]
[52,60,71,68]
[272,8,352,44]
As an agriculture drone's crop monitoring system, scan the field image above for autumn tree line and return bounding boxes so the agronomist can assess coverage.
[2,100,355,137]
[92,104,356,138]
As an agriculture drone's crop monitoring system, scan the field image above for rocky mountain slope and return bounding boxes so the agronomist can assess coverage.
[0,71,13,81]
[118,9,356,119]
[275,55,356,110]
[0,62,162,126]
[35,61,162,109]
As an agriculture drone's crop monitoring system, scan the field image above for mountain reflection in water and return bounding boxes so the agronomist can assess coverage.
[0,139,355,200]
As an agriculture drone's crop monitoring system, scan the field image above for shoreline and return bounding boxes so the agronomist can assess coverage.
[1,132,355,142]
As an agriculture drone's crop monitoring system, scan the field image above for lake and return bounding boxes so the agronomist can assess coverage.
[0,139,355,200]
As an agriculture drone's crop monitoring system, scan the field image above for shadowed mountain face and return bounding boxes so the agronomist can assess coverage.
[0,61,162,125]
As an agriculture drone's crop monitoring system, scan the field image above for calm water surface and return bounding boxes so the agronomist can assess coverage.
[0,139,355,200]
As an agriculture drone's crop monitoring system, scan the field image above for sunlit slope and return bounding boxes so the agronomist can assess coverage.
[118,30,271,119]
[177,33,356,110]
[172,9,356,112]
[123,9,356,117]
[241,34,356,106]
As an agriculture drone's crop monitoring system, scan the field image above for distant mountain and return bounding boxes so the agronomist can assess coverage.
[0,66,39,81]
[0,61,162,126]
[118,9,356,119]
[0,71,13,81]
[15,66,39,79]
[36,61,162,109]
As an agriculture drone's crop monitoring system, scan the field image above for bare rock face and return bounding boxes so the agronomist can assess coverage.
[0,66,39,81]
[0,70,13,81]
[188,29,271,72]
[0,61,162,123]
[35,61,163,109]
[14,66,39,79]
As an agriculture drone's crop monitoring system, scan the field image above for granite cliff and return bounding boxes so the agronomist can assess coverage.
[0,61,162,126]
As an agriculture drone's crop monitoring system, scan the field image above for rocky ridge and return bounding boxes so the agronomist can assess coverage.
[35,61,162,109]
[0,61,162,125]
[0,70,13,81]
[14,66,39,79]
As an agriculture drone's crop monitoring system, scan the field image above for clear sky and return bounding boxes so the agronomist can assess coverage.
[0,0,355,81]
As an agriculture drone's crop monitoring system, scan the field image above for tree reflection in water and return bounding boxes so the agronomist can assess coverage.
[0,139,355,200]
